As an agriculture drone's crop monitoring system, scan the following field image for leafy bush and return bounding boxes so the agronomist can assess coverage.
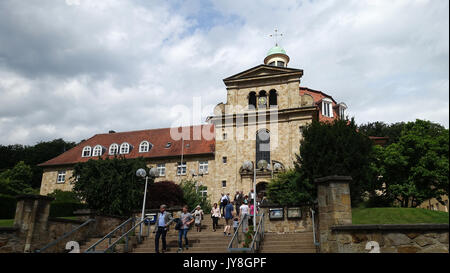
[73,157,151,216]
[0,194,17,219]
[49,202,88,218]
[267,169,314,205]
[48,190,82,203]
[146,181,184,209]
[180,179,211,212]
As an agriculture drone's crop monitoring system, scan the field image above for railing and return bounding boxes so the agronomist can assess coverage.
[35,218,95,253]
[85,217,141,253]
[228,213,265,253]
[249,212,265,253]
[102,217,149,253]
[311,208,319,247]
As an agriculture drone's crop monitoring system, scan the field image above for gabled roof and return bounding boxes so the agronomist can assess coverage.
[39,124,215,167]
[300,87,337,104]
[223,64,303,84]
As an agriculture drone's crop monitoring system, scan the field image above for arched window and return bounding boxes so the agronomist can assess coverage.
[82,146,91,157]
[92,145,103,157]
[109,143,119,155]
[120,143,130,154]
[248,92,256,110]
[269,90,277,108]
[258,91,267,109]
[256,129,270,165]
[139,141,152,153]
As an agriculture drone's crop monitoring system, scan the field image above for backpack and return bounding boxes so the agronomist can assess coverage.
[174,218,182,230]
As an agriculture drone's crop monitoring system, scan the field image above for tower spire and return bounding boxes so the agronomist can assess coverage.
[269,28,283,46]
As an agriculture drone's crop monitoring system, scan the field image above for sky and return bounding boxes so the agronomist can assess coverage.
[0,0,448,145]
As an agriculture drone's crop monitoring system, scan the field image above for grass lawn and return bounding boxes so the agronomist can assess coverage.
[0,219,14,227]
[352,207,449,225]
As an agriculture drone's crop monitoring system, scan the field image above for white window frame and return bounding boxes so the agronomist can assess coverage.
[338,103,347,119]
[322,99,333,118]
[120,143,130,154]
[92,145,103,157]
[199,161,208,174]
[82,146,91,157]
[139,141,151,153]
[177,161,187,176]
[199,187,208,198]
[157,164,166,177]
[109,143,119,155]
[57,170,66,184]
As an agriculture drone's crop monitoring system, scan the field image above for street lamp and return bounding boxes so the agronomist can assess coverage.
[136,167,158,237]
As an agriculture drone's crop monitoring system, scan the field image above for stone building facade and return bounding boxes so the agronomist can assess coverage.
[39,46,347,205]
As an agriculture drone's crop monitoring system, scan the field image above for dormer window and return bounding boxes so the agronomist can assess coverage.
[322,98,333,118]
[139,141,152,153]
[82,146,91,157]
[109,143,119,155]
[120,143,130,154]
[165,142,172,148]
[338,103,348,119]
[92,145,104,157]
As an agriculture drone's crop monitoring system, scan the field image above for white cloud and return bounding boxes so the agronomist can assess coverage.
[0,0,448,145]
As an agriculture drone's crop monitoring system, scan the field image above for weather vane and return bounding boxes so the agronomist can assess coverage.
[269,28,283,46]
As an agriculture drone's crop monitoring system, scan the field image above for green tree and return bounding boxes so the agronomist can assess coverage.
[297,118,376,206]
[48,189,82,203]
[267,169,315,205]
[72,157,151,216]
[374,120,449,207]
[0,161,35,196]
[180,179,211,213]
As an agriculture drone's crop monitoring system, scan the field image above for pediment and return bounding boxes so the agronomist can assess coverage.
[223,65,303,84]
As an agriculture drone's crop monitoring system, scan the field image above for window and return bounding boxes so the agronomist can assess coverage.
[109,143,119,155]
[248,92,256,110]
[177,162,187,175]
[199,161,208,174]
[256,129,270,165]
[258,91,267,109]
[199,187,208,198]
[139,141,151,153]
[57,170,66,184]
[338,103,347,119]
[93,145,103,157]
[223,132,227,140]
[277,61,285,67]
[222,157,227,164]
[322,99,333,118]
[82,146,91,157]
[120,143,130,154]
[222,180,227,188]
[157,164,166,177]
[165,142,172,148]
[268,61,275,66]
[269,90,277,108]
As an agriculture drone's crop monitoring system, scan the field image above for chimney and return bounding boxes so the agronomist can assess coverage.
[109,130,116,134]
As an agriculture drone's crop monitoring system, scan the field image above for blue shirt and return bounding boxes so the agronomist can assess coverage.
[225,204,234,219]
[158,212,166,227]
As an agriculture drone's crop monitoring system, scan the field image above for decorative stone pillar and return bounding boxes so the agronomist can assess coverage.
[14,195,54,253]
[314,175,352,253]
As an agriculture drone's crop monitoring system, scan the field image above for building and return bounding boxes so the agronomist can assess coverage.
[39,45,347,204]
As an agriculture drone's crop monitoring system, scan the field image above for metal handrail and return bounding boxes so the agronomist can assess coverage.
[227,214,248,251]
[249,212,265,253]
[103,217,148,253]
[85,217,135,253]
[311,208,319,246]
[35,218,95,253]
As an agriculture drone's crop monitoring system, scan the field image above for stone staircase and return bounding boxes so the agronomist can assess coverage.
[132,216,230,253]
[259,232,317,253]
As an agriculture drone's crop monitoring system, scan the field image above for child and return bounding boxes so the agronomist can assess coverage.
[233,216,239,234]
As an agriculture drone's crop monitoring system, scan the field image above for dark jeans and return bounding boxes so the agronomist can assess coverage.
[235,204,240,216]
[212,216,219,230]
[178,228,189,248]
[155,226,167,252]
[219,202,224,216]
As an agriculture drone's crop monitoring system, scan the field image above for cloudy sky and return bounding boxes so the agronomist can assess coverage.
[0,0,448,145]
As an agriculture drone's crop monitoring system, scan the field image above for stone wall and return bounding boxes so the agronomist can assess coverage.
[0,227,24,253]
[259,206,316,233]
[327,224,449,253]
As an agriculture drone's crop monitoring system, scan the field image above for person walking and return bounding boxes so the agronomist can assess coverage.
[219,193,225,218]
[220,193,228,217]
[154,204,174,253]
[234,191,243,216]
[210,203,221,232]
[249,202,255,227]
[223,200,234,236]
[248,189,255,203]
[239,200,250,232]
[177,205,194,253]
[193,205,204,232]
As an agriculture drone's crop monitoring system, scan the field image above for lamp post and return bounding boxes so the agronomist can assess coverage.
[136,167,158,237]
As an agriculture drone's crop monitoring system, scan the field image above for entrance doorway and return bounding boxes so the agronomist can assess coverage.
[256,182,268,198]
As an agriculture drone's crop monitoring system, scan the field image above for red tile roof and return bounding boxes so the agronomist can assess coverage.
[39,124,215,167]
[300,87,341,122]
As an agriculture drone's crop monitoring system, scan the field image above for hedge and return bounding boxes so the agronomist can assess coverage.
[0,194,17,219]
[49,202,88,218]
